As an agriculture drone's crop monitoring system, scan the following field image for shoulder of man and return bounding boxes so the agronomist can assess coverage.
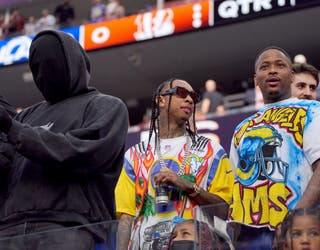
[129,140,150,156]
[91,92,127,108]
[191,135,212,150]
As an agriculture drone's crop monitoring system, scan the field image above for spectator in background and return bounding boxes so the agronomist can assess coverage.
[254,85,264,109]
[7,9,25,37]
[0,14,6,39]
[229,46,320,250]
[35,8,57,32]
[291,62,319,101]
[106,0,125,20]
[242,79,264,110]
[0,30,129,250]
[201,79,225,116]
[116,78,233,250]
[24,15,37,35]
[89,0,106,23]
[54,0,75,29]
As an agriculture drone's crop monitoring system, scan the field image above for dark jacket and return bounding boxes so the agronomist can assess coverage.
[0,30,129,230]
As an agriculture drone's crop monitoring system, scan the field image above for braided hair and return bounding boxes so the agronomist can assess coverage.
[278,208,320,250]
[146,78,197,154]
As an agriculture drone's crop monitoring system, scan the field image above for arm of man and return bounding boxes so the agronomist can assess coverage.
[186,181,229,219]
[216,105,225,116]
[154,168,231,219]
[0,95,16,118]
[115,164,136,249]
[154,144,233,219]
[295,159,320,209]
[0,96,129,176]
[201,98,210,115]
[154,170,227,206]
[296,104,320,209]
[117,213,134,250]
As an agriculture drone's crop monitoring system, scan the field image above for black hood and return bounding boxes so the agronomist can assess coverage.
[29,30,91,104]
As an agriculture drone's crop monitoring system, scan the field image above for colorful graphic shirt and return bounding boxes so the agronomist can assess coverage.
[116,135,233,250]
[229,98,320,230]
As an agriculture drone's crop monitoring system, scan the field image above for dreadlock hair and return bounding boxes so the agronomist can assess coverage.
[254,46,292,72]
[146,78,198,154]
[278,208,320,250]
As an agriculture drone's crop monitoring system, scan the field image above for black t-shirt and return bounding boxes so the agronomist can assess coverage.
[203,91,224,113]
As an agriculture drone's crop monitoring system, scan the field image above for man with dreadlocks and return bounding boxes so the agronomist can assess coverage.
[115,78,234,250]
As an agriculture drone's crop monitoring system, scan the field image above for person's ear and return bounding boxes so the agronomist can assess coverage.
[254,73,258,87]
[158,95,166,108]
[290,70,294,83]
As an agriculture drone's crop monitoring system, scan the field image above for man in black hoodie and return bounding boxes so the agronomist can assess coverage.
[0,30,129,250]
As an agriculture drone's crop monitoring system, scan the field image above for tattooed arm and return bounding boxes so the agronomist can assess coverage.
[295,159,320,209]
[117,213,134,250]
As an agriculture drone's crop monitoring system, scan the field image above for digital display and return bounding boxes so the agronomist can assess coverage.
[82,1,211,51]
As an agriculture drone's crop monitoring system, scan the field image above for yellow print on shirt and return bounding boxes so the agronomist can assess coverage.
[234,107,306,147]
[230,182,292,228]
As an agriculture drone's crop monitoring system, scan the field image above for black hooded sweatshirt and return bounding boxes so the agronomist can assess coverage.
[0,30,129,233]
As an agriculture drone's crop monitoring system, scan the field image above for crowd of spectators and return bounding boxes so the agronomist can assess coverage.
[0,0,196,41]
[0,1,74,40]
[89,0,125,23]
[0,0,123,40]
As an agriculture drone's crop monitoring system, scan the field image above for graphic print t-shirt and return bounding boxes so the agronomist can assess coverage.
[116,135,234,250]
[229,98,320,230]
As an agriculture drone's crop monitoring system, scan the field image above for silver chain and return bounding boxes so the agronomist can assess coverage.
[156,135,191,176]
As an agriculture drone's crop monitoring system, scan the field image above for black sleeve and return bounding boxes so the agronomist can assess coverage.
[0,94,16,118]
[7,95,129,176]
[0,95,16,174]
[0,135,15,175]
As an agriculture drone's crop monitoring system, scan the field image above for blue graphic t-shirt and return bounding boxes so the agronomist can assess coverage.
[229,98,320,230]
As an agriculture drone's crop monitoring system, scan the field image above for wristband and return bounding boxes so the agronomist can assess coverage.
[188,183,202,198]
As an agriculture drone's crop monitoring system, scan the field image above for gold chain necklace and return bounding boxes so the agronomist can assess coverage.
[156,135,191,176]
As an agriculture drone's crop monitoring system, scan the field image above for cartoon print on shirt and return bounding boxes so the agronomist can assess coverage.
[237,126,289,186]
[230,105,309,229]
